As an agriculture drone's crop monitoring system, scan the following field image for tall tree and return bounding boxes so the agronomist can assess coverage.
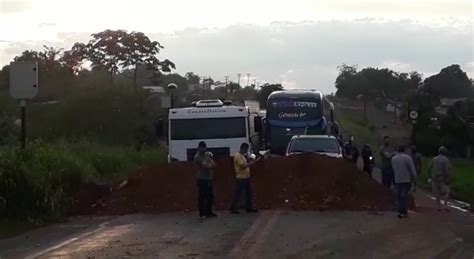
[62,42,88,75]
[185,72,201,85]
[227,82,241,94]
[335,64,358,97]
[423,64,472,98]
[0,65,9,91]
[83,30,175,87]
[257,83,284,108]
[335,64,420,100]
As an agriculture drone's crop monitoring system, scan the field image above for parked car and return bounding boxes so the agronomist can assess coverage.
[285,135,343,158]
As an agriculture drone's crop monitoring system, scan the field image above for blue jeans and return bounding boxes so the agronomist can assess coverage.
[197,179,214,217]
[396,182,411,215]
[230,178,253,211]
[382,166,394,188]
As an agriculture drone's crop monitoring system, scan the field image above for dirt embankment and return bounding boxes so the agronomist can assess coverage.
[70,154,401,215]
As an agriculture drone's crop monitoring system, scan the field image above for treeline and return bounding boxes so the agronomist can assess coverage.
[0,29,285,147]
[335,64,474,156]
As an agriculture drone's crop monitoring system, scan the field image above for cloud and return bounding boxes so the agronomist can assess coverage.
[153,20,473,92]
[0,19,472,92]
[0,0,32,14]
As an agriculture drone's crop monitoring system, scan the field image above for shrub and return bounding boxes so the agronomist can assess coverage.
[28,88,163,146]
[0,141,166,220]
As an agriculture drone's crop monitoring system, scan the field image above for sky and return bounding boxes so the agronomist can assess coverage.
[0,0,473,93]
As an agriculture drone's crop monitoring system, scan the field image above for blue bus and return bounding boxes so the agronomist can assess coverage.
[265,90,332,155]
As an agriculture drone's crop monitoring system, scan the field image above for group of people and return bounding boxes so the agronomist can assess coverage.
[344,135,453,218]
[194,136,453,220]
[342,137,374,176]
[380,136,453,218]
[194,141,260,219]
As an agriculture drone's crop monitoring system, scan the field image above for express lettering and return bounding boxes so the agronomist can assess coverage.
[272,101,318,108]
[294,101,318,108]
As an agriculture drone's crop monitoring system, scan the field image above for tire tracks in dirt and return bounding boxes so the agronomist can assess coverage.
[229,210,281,259]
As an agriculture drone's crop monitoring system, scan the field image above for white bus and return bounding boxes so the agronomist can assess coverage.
[168,100,255,162]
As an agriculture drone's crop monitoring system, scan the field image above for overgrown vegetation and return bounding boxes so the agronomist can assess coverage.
[418,159,474,205]
[27,88,163,146]
[0,141,166,221]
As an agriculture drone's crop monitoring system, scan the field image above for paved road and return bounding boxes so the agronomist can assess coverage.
[1,168,473,258]
[1,197,473,258]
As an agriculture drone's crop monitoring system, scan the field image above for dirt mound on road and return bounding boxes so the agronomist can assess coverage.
[89,154,397,215]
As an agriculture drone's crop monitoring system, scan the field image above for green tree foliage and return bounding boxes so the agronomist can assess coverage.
[0,65,9,91]
[185,72,200,84]
[413,97,474,156]
[257,83,284,108]
[335,64,421,99]
[423,64,472,98]
[27,88,161,146]
[81,30,175,87]
[62,42,88,75]
[227,82,241,94]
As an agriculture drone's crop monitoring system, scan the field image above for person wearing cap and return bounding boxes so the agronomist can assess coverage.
[194,141,217,219]
[230,143,260,214]
[429,146,453,211]
[391,145,417,218]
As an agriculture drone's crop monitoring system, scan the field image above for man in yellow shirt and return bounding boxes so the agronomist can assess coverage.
[230,143,260,214]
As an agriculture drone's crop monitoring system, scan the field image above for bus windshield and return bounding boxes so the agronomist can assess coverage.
[267,97,322,123]
[170,117,246,140]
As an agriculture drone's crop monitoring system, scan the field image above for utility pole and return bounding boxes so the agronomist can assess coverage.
[246,73,250,87]
[224,76,229,99]
[253,79,257,88]
[202,77,206,99]
[237,73,241,86]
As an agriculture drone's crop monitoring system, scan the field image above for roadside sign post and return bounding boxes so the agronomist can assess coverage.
[20,100,26,149]
[9,61,38,149]
[409,110,419,120]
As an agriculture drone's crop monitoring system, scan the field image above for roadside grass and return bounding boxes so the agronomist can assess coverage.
[0,141,166,228]
[0,219,46,239]
[337,102,473,205]
[418,158,474,205]
[337,109,381,163]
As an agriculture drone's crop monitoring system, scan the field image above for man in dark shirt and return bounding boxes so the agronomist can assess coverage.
[194,141,217,219]
[379,136,396,188]
[343,136,359,163]
[361,144,374,177]
[410,145,422,191]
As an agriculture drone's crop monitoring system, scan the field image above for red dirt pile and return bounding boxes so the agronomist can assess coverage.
[91,154,398,215]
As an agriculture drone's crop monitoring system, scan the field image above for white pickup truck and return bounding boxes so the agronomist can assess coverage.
[285,135,343,158]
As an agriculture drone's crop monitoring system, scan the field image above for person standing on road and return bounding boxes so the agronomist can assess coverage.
[230,143,260,214]
[428,146,453,211]
[344,136,359,163]
[410,145,422,191]
[361,144,374,177]
[391,145,417,218]
[194,141,217,219]
[379,136,396,188]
